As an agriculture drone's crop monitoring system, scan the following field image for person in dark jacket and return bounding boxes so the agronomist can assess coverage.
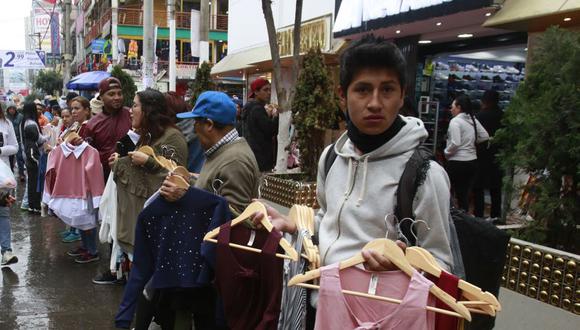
[5,104,24,179]
[473,90,504,220]
[242,78,278,172]
[20,102,47,213]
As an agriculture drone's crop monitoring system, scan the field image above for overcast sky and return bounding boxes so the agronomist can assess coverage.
[0,0,32,50]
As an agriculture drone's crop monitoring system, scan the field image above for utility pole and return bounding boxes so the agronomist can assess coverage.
[199,0,209,63]
[142,0,155,88]
[112,0,119,65]
[62,0,72,93]
[168,0,176,91]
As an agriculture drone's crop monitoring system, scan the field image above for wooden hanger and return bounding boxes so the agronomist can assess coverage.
[288,239,472,321]
[406,247,501,314]
[290,205,318,267]
[203,201,299,261]
[63,130,80,144]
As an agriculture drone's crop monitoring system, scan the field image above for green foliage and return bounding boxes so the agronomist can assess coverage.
[190,62,214,106]
[495,26,580,252]
[292,48,341,181]
[34,70,62,95]
[110,66,137,107]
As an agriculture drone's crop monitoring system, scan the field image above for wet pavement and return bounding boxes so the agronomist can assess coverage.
[0,194,124,329]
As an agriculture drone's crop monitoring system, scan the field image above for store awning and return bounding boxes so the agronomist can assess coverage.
[211,45,270,76]
[246,39,349,72]
[212,39,349,77]
[483,0,580,31]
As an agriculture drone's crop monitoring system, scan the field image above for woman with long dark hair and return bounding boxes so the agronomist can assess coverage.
[444,94,489,212]
[20,102,47,213]
[110,88,187,257]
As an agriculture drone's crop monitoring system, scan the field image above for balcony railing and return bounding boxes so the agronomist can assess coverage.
[117,8,227,31]
[84,8,112,47]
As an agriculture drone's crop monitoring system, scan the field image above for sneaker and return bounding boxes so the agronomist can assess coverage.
[74,252,100,264]
[92,270,126,285]
[1,251,18,266]
[59,229,72,238]
[67,247,88,257]
[62,232,82,243]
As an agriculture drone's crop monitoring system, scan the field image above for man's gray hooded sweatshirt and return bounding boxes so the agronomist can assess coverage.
[316,116,454,270]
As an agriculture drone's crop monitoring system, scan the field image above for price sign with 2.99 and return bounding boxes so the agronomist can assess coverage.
[0,50,46,69]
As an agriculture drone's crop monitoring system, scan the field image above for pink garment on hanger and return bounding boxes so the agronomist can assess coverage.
[315,264,436,330]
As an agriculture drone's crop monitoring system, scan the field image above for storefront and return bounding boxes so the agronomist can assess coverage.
[212,14,345,101]
[333,0,528,151]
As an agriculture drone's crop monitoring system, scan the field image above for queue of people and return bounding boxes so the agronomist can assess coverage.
[0,34,506,328]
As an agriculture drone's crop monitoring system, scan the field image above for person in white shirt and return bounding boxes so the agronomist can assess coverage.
[444,95,489,211]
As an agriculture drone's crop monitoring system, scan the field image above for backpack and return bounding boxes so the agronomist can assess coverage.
[322,144,510,289]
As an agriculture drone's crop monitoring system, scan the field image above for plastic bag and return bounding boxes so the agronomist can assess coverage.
[0,160,16,189]
[99,174,117,243]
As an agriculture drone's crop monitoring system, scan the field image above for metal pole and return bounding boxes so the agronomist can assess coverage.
[168,0,176,91]
[143,0,155,88]
[199,0,209,63]
[63,0,72,93]
[112,0,119,64]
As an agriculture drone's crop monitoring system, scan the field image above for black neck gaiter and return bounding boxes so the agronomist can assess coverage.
[346,113,406,154]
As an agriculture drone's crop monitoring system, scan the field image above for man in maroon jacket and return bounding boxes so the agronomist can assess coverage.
[81,77,131,180]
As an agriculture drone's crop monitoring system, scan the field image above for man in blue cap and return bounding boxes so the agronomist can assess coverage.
[160,91,260,215]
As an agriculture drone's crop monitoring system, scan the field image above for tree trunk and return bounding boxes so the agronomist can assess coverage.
[261,0,303,173]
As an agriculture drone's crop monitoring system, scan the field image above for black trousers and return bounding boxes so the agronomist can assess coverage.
[446,160,478,212]
[473,187,502,218]
[134,286,218,330]
[25,159,40,210]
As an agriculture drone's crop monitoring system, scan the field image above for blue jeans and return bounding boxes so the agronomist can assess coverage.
[81,229,97,255]
[0,207,12,253]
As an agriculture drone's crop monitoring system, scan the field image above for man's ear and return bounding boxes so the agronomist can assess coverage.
[338,86,347,107]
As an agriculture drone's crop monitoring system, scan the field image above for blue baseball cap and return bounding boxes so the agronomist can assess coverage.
[177,91,236,125]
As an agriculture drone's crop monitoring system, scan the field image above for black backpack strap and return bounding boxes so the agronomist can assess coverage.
[322,143,337,181]
[394,145,434,246]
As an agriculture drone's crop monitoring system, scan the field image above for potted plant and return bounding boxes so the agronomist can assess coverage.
[495,26,579,254]
[261,48,341,208]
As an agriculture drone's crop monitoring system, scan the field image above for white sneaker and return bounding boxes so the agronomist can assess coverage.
[1,251,18,266]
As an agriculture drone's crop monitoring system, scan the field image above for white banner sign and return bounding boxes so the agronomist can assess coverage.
[0,50,46,69]
[190,10,200,57]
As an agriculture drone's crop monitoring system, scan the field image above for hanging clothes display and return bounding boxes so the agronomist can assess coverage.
[43,142,104,230]
[215,221,284,330]
[278,230,309,330]
[116,187,230,329]
[314,265,436,330]
[429,272,461,330]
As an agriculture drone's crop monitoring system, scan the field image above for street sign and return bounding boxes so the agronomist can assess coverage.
[0,50,46,69]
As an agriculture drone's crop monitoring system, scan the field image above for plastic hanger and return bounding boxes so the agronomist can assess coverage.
[203,201,299,261]
[406,247,501,314]
[288,238,472,321]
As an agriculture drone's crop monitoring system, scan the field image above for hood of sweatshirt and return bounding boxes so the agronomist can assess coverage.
[332,116,428,205]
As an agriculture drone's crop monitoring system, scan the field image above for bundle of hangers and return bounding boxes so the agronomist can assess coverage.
[136,145,190,189]
[202,201,502,320]
[289,205,320,270]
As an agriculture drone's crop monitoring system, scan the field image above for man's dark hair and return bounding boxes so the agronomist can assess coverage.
[66,92,79,104]
[481,90,499,108]
[339,34,407,94]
